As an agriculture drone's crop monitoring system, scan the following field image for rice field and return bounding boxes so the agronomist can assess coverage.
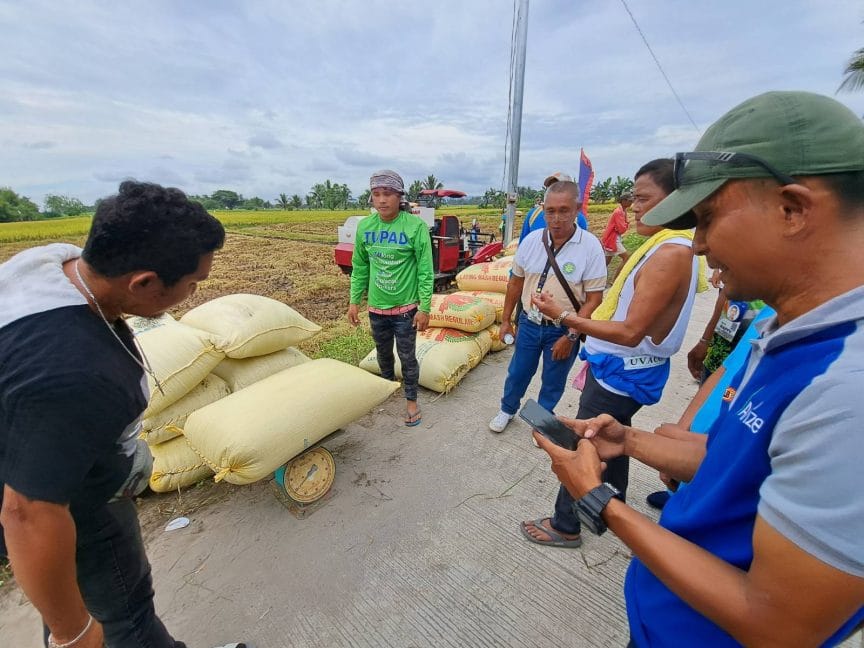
[0,204,618,244]
[0,202,625,364]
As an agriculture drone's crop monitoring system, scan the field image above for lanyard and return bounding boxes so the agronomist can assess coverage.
[536,228,575,293]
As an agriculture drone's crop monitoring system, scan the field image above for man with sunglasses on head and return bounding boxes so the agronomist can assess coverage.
[533,92,864,646]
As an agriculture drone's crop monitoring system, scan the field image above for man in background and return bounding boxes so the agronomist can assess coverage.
[348,170,434,427]
[489,180,606,433]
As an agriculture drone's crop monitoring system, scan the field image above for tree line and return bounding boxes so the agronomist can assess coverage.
[0,173,635,223]
[0,189,89,222]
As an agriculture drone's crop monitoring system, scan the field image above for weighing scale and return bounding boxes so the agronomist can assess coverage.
[271,447,336,518]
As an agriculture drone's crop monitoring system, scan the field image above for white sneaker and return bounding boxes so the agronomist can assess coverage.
[489,410,514,433]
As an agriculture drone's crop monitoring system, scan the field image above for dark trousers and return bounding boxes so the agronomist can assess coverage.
[369,309,419,401]
[551,367,642,535]
[46,498,185,648]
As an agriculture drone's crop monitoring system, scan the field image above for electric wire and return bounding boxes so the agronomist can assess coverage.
[619,0,701,134]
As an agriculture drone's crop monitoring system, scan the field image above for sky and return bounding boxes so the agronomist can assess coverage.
[1,0,863,206]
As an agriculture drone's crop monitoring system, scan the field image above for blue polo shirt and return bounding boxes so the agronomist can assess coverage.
[625,289,864,647]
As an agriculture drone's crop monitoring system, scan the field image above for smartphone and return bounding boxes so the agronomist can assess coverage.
[518,399,576,450]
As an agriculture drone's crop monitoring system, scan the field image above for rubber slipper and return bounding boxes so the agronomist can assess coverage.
[405,408,422,427]
[519,517,582,548]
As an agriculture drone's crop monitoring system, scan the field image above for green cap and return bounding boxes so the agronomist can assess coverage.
[644,91,864,227]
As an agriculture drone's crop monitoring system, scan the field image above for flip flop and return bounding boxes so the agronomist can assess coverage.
[405,408,422,427]
[519,517,582,548]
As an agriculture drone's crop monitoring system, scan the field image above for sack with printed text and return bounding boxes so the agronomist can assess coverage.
[455,256,513,293]
[428,294,496,333]
[359,327,490,393]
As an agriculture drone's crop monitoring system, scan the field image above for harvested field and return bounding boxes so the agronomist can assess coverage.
[0,203,629,363]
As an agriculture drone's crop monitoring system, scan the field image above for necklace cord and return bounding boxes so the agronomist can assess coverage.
[74,260,165,396]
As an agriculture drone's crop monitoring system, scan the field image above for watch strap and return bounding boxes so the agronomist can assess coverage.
[575,483,620,535]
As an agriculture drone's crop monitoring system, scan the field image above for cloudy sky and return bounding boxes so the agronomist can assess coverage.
[2,0,863,206]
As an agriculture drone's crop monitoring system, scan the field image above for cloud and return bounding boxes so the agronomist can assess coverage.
[247,132,283,150]
[22,141,56,150]
[333,147,391,168]
[2,0,863,205]
[194,159,252,185]
[93,170,137,183]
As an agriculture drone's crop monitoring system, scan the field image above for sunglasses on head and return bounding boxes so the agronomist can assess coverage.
[673,151,796,190]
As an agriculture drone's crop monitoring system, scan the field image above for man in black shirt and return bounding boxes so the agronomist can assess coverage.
[0,182,246,648]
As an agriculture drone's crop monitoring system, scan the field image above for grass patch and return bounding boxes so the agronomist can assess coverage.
[0,556,12,591]
[623,232,648,251]
[299,317,375,366]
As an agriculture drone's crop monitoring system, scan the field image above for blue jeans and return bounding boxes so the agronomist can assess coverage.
[47,498,185,648]
[551,367,642,535]
[500,312,579,416]
[369,309,419,401]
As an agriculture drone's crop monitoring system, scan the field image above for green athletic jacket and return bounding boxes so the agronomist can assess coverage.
[349,211,434,313]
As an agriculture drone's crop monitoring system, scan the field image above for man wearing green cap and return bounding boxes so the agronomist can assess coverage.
[532,91,864,646]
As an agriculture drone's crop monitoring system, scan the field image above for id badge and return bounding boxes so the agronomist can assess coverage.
[527,304,543,325]
[715,317,739,341]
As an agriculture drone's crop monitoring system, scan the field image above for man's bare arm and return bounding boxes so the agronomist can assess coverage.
[605,502,864,646]
[564,244,694,346]
[677,366,725,430]
[538,435,864,647]
[1,485,95,642]
[499,274,525,338]
[577,290,602,319]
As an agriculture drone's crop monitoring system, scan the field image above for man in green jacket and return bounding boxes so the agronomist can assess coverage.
[348,170,433,426]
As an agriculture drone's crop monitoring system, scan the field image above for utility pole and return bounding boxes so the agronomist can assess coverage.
[503,0,529,246]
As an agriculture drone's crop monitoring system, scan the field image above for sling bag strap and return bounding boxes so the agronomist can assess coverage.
[542,228,583,312]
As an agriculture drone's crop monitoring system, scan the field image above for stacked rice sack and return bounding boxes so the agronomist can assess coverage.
[133,294,398,491]
[360,292,503,393]
[455,255,513,293]
[453,254,517,351]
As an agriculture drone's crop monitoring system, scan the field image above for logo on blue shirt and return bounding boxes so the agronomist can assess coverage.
[736,387,765,434]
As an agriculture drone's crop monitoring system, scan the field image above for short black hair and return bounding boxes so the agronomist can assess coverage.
[634,158,696,229]
[83,181,225,286]
[819,171,864,214]
[635,158,675,195]
[544,180,580,203]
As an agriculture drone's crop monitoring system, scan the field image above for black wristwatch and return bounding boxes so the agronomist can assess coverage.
[573,482,620,535]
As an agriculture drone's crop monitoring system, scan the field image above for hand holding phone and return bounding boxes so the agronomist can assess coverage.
[518,399,577,450]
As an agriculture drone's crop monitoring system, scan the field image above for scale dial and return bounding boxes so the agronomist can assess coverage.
[282,448,335,503]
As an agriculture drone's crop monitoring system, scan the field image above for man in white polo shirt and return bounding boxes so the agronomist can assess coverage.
[489,180,606,433]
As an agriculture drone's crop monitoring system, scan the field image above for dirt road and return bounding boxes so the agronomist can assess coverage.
[3,290,861,648]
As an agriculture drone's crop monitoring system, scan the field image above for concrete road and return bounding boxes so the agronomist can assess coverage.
[2,289,861,648]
